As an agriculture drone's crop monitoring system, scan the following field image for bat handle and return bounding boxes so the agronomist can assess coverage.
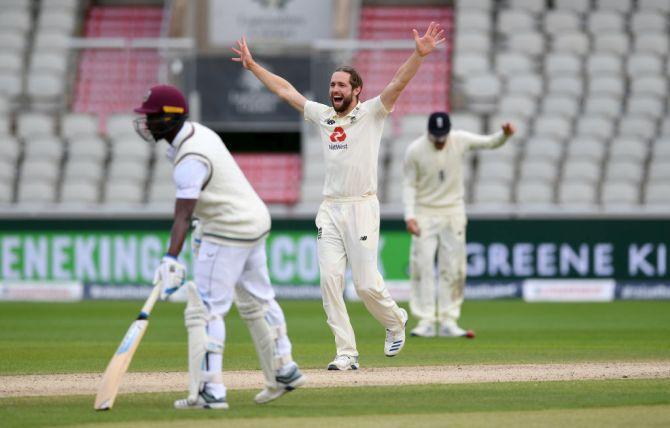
[138,282,162,320]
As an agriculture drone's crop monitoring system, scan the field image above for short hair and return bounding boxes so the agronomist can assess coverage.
[334,66,363,91]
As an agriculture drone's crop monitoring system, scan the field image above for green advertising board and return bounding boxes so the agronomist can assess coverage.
[0,218,668,287]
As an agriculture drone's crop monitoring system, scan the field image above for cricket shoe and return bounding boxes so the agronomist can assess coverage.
[255,365,307,404]
[439,322,475,339]
[384,308,408,357]
[327,354,359,370]
[410,322,436,338]
[174,390,229,410]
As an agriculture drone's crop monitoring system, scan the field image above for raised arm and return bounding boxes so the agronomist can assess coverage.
[464,123,516,151]
[232,37,307,113]
[380,22,446,112]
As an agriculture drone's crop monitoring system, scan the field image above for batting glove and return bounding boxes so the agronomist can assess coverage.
[154,255,186,300]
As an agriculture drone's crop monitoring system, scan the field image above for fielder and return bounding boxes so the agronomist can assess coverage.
[403,112,515,338]
[134,84,305,409]
[232,22,446,370]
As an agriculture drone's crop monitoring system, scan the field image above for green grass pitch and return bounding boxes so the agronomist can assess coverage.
[1,300,669,427]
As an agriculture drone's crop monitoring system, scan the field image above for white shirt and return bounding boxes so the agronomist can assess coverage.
[173,157,209,199]
[304,96,391,199]
[403,130,510,220]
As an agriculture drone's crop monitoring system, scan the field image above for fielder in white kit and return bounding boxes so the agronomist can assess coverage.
[232,22,446,369]
[134,84,305,409]
[403,112,515,338]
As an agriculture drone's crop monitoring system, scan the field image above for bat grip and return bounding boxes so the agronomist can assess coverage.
[138,282,162,319]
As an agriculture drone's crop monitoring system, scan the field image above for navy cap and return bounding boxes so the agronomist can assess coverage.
[428,112,451,137]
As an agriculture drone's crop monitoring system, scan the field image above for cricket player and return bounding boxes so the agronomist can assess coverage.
[232,22,446,370]
[134,84,305,409]
[403,112,515,338]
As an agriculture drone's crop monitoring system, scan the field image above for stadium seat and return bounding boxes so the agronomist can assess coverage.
[68,136,108,162]
[645,183,670,205]
[547,76,583,99]
[0,9,31,33]
[552,33,590,56]
[30,52,68,75]
[544,53,582,75]
[593,33,630,56]
[626,96,664,119]
[147,182,175,203]
[23,136,63,161]
[587,11,625,35]
[33,30,71,51]
[108,160,147,184]
[106,114,136,139]
[455,32,490,53]
[506,31,545,56]
[16,112,55,139]
[557,182,597,206]
[27,71,65,100]
[21,158,60,182]
[563,160,601,184]
[62,113,99,139]
[516,181,554,205]
[604,160,645,184]
[454,53,490,77]
[42,0,79,11]
[0,180,13,203]
[37,10,77,33]
[495,52,535,77]
[533,116,572,140]
[566,138,606,162]
[0,71,22,98]
[499,95,536,119]
[544,10,581,34]
[595,0,633,14]
[554,0,591,13]
[652,142,670,160]
[639,0,670,13]
[583,95,621,119]
[626,54,663,76]
[17,181,56,203]
[586,53,622,76]
[575,116,615,140]
[62,159,104,182]
[456,10,491,32]
[60,181,99,204]
[506,73,543,97]
[110,135,153,162]
[524,137,564,162]
[464,73,501,112]
[541,95,579,119]
[473,181,511,204]
[601,182,639,206]
[518,158,558,183]
[588,76,625,98]
[608,138,648,163]
[105,182,144,204]
[476,158,515,183]
[450,112,483,134]
[633,33,669,57]
[631,13,667,34]
[0,52,23,73]
[456,0,491,11]
[630,76,667,98]
[618,116,656,140]
[647,160,670,183]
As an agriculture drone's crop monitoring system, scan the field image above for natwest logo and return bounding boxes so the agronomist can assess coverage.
[329,127,347,142]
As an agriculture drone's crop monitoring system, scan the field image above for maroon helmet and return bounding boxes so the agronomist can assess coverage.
[133,85,189,142]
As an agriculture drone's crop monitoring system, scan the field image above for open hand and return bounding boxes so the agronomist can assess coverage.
[502,123,515,137]
[413,22,446,57]
[231,36,254,69]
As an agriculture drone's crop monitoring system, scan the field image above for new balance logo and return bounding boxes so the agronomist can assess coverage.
[317,227,322,239]
[360,236,367,241]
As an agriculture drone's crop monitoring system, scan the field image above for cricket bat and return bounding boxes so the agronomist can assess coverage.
[94,281,162,410]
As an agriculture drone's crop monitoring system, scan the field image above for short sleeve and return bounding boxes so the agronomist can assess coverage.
[173,156,211,199]
[367,95,392,119]
[304,100,329,124]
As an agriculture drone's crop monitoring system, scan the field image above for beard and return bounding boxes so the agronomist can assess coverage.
[331,93,354,113]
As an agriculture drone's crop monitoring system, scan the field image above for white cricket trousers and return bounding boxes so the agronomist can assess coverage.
[194,239,293,394]
[409,213,467,325]
[316,195,405,357]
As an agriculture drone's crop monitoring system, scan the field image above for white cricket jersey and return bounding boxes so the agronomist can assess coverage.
[304,96,391,199]
[170,122,271,246]
[402,130,510,220]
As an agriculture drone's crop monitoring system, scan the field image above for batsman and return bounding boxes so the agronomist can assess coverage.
[134,84,305,409]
